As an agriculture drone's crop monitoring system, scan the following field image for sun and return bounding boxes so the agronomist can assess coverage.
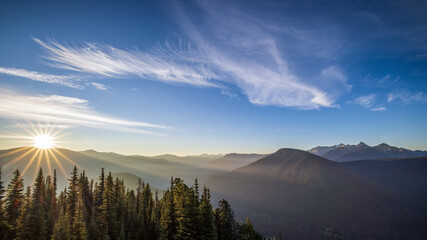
[33,135,55,149]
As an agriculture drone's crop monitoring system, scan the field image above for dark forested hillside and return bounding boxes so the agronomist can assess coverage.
[0,166,263,240]
[206,148,426,239]
[342,156,427,210]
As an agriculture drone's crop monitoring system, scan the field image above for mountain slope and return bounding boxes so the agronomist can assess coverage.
[208,153,268,173]
[341,156,427,209]
[205,148,420,239]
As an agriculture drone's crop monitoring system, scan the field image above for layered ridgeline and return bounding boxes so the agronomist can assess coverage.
[0,166,263,240]
[308,142,427,162]
[0,147,269,191]
[205,148,426,239]
[0,147,227,191]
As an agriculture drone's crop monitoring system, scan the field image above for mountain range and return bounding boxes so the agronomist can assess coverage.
[308,142,427,162]
[1,144,427,238]
[206,148,427,239]
[0,147,257,190]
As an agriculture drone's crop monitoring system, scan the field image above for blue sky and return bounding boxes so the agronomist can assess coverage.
[0,0,426,155]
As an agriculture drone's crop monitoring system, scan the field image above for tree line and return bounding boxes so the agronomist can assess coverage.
[0,166,263,240]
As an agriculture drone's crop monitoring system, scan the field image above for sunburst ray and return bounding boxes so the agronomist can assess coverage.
[48,149,68,179]
[51,148,80,169]
[22,148,40,176]
[2,147,37,169]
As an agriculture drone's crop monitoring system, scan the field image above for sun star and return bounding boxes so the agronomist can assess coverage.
[33,134,55,149]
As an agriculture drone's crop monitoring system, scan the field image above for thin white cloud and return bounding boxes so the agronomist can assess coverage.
[388,92,427,104]
[352,94,386,111]
[90,82,108,90]
[354,94,377,108]
[371,106,386,111]
[33,19,346,110]
[0,66,83,89]
[33,38,218,88]
[221,90,239,100]
[321,66,348,84]
[173,1,339,109]
[0,89,172,136]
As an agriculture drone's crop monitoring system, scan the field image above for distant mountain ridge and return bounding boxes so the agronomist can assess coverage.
[206,148,425,239]
[308,142,427,162]
[208,153,268,172]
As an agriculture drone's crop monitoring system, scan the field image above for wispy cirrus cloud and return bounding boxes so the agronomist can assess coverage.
[171,1,347,109]
[33,38,219,88]
[388,92,427,104]
[371,106,386,111]
[33,7,351,110]
[90,82,108,90]
[352,94,386,111]
[0,89,172,136]
[0,66,83,89]
[354,94,377,108]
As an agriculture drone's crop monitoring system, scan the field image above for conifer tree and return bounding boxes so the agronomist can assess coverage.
[215,199,237,240]
[237,217,263,240]
[30,168,48,239]
[200,187,217,240]
[67,166,79,223]
[160,177,177,240]
[125,189,138,240]
[15,186,34,240]
[0,167,9,240]
[46,171,58,237]
[98,172,116,240]
[52,209,72,240]
[5,169,24,240]
[150,190,161,240]
[95,168,105,208]
[71,195,88,240]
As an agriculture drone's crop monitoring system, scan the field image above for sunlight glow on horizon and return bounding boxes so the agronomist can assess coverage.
[33,135,55,149]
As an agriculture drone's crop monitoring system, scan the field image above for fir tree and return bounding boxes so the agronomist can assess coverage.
[237,217,263,240]
[30,168,48,239]
[52,210,72,240]
[200,187,217,240]
[71,195,88,240]
[0,167,9,240]
[15,186,34,240]
[215,199,237,240]
[160,177,177,240]
[5,169,24,240]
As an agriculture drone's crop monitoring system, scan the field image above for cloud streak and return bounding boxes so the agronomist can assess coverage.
[90,82,108,90]
[0,67,83,89]
[388,92,427,104]
[0,89,172,136]
[352,94,386,111]
[33,9,350,110]
[33,38,218,88]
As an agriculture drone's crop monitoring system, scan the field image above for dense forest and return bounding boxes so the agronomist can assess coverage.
[0,167,263,240]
